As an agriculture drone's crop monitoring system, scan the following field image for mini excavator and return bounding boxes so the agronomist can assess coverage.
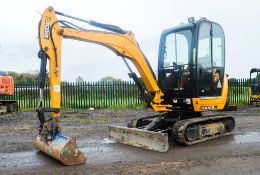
[35,7,235,165]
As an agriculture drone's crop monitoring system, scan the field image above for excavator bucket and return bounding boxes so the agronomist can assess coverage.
[108,125,169,152]
[34,134,86,165]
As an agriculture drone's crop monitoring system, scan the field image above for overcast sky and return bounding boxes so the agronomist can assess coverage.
[0,0,259,81]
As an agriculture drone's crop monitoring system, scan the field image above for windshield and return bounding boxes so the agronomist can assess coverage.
[163,30,192,68]
[251,72,260,83]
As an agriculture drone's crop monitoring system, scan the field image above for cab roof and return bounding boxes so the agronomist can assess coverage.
[250,68,260,74]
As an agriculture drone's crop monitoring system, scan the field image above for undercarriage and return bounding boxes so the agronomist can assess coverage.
[109,112,235,151]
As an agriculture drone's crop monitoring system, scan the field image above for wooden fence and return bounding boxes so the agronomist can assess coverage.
[0,79,252,109]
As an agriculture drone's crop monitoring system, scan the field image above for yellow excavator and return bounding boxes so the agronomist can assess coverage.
[34,7,235,165]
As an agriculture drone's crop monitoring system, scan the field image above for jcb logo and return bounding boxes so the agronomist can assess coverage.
[44,17,51,39]
[201,106,217,111]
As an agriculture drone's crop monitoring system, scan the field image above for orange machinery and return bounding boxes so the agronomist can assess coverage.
[0,72,18,113]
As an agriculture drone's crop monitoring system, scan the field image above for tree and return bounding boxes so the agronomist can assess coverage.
[6,71,49,85]
[228,78,237,82]
[75,76,84,84]
[7,71,19,80]
[100,76,122,82]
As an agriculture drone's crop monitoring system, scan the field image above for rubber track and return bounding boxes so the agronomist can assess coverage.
[172,115,235,145]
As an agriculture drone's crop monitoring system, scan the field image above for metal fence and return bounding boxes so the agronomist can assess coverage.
[0,79,252,109]
[0,81,141,109]
[228,78,251,105]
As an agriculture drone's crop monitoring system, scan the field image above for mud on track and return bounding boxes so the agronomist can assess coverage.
[0,107,260,175]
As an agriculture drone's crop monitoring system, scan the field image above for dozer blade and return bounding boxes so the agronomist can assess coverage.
[108,125,169,152]
[34,134,86,165]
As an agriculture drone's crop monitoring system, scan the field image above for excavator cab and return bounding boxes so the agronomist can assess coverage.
[158,18,226,112]
[249,68,260,104]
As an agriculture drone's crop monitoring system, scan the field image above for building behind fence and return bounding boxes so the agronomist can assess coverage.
[0,79,251,109]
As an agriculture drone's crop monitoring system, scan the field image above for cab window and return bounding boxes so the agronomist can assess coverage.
[212,24,225,67]
[163,30,192,68]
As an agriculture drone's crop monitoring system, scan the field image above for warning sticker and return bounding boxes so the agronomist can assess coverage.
[217,80,222,88]
[54,85,60,92]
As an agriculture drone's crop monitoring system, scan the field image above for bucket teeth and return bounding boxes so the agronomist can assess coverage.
[34,134,86,165]
[108,125,169,152]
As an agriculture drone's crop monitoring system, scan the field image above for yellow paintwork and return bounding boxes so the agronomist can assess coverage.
[39,7,62,120]
[39,6,171,121]
[251,95,260,98]
[249,88,260,100]
[251,95,260,99]
[192,74,228,111]
[250,94,260,100]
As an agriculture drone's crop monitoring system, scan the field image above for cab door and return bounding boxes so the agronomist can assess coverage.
[212,23,225,96]
[197,22,213,96]
[197,22,225,97]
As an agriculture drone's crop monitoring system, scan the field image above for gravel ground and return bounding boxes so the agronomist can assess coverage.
[0,106,260,175]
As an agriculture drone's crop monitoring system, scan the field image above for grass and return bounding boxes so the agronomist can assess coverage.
[229,87,250,105]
